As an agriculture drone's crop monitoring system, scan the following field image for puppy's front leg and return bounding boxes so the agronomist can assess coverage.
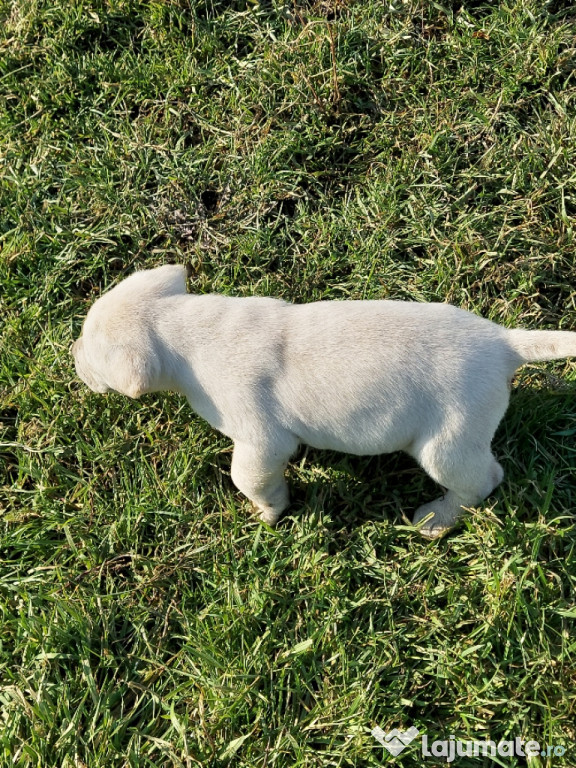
[230,441,292,526]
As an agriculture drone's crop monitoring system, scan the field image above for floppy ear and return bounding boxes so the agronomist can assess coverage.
[105,345,160,398]
[150,264,188,296]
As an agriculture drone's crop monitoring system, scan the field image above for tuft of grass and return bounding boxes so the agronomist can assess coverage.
[1,1,576,765]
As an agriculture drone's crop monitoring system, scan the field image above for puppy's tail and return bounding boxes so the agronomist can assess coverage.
[508,328,576,364]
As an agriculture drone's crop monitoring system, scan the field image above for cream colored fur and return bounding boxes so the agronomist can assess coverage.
[72,264,576,537]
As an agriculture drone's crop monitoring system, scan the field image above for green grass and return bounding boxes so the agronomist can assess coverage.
[1,0,576,765]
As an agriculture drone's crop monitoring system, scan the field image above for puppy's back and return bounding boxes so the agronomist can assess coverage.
[273,300,515,454]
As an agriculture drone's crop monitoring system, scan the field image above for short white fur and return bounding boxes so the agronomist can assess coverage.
[72,264,576,537]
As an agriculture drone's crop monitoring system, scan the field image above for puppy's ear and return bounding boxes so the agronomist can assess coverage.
[152,264,188,296]
[105,345,159,398]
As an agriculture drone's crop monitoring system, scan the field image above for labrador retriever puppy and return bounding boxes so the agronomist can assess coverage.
[72,264,576,537]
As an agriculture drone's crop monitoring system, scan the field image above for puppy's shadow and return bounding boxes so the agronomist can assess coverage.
[286,447,436,531]
[495,380,576,471]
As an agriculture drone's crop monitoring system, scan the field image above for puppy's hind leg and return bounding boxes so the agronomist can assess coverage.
[231,439,296,526]
[411,437,504,539]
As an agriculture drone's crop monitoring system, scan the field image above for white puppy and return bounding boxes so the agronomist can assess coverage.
[72,264,576,537]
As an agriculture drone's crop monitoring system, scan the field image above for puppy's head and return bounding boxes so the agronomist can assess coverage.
[72,264,187,398]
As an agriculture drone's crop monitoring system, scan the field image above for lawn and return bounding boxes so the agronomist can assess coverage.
[1,0,576,766]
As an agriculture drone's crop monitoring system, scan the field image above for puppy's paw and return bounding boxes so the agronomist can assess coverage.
[253,505,283,527]
[413,497,462,539]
